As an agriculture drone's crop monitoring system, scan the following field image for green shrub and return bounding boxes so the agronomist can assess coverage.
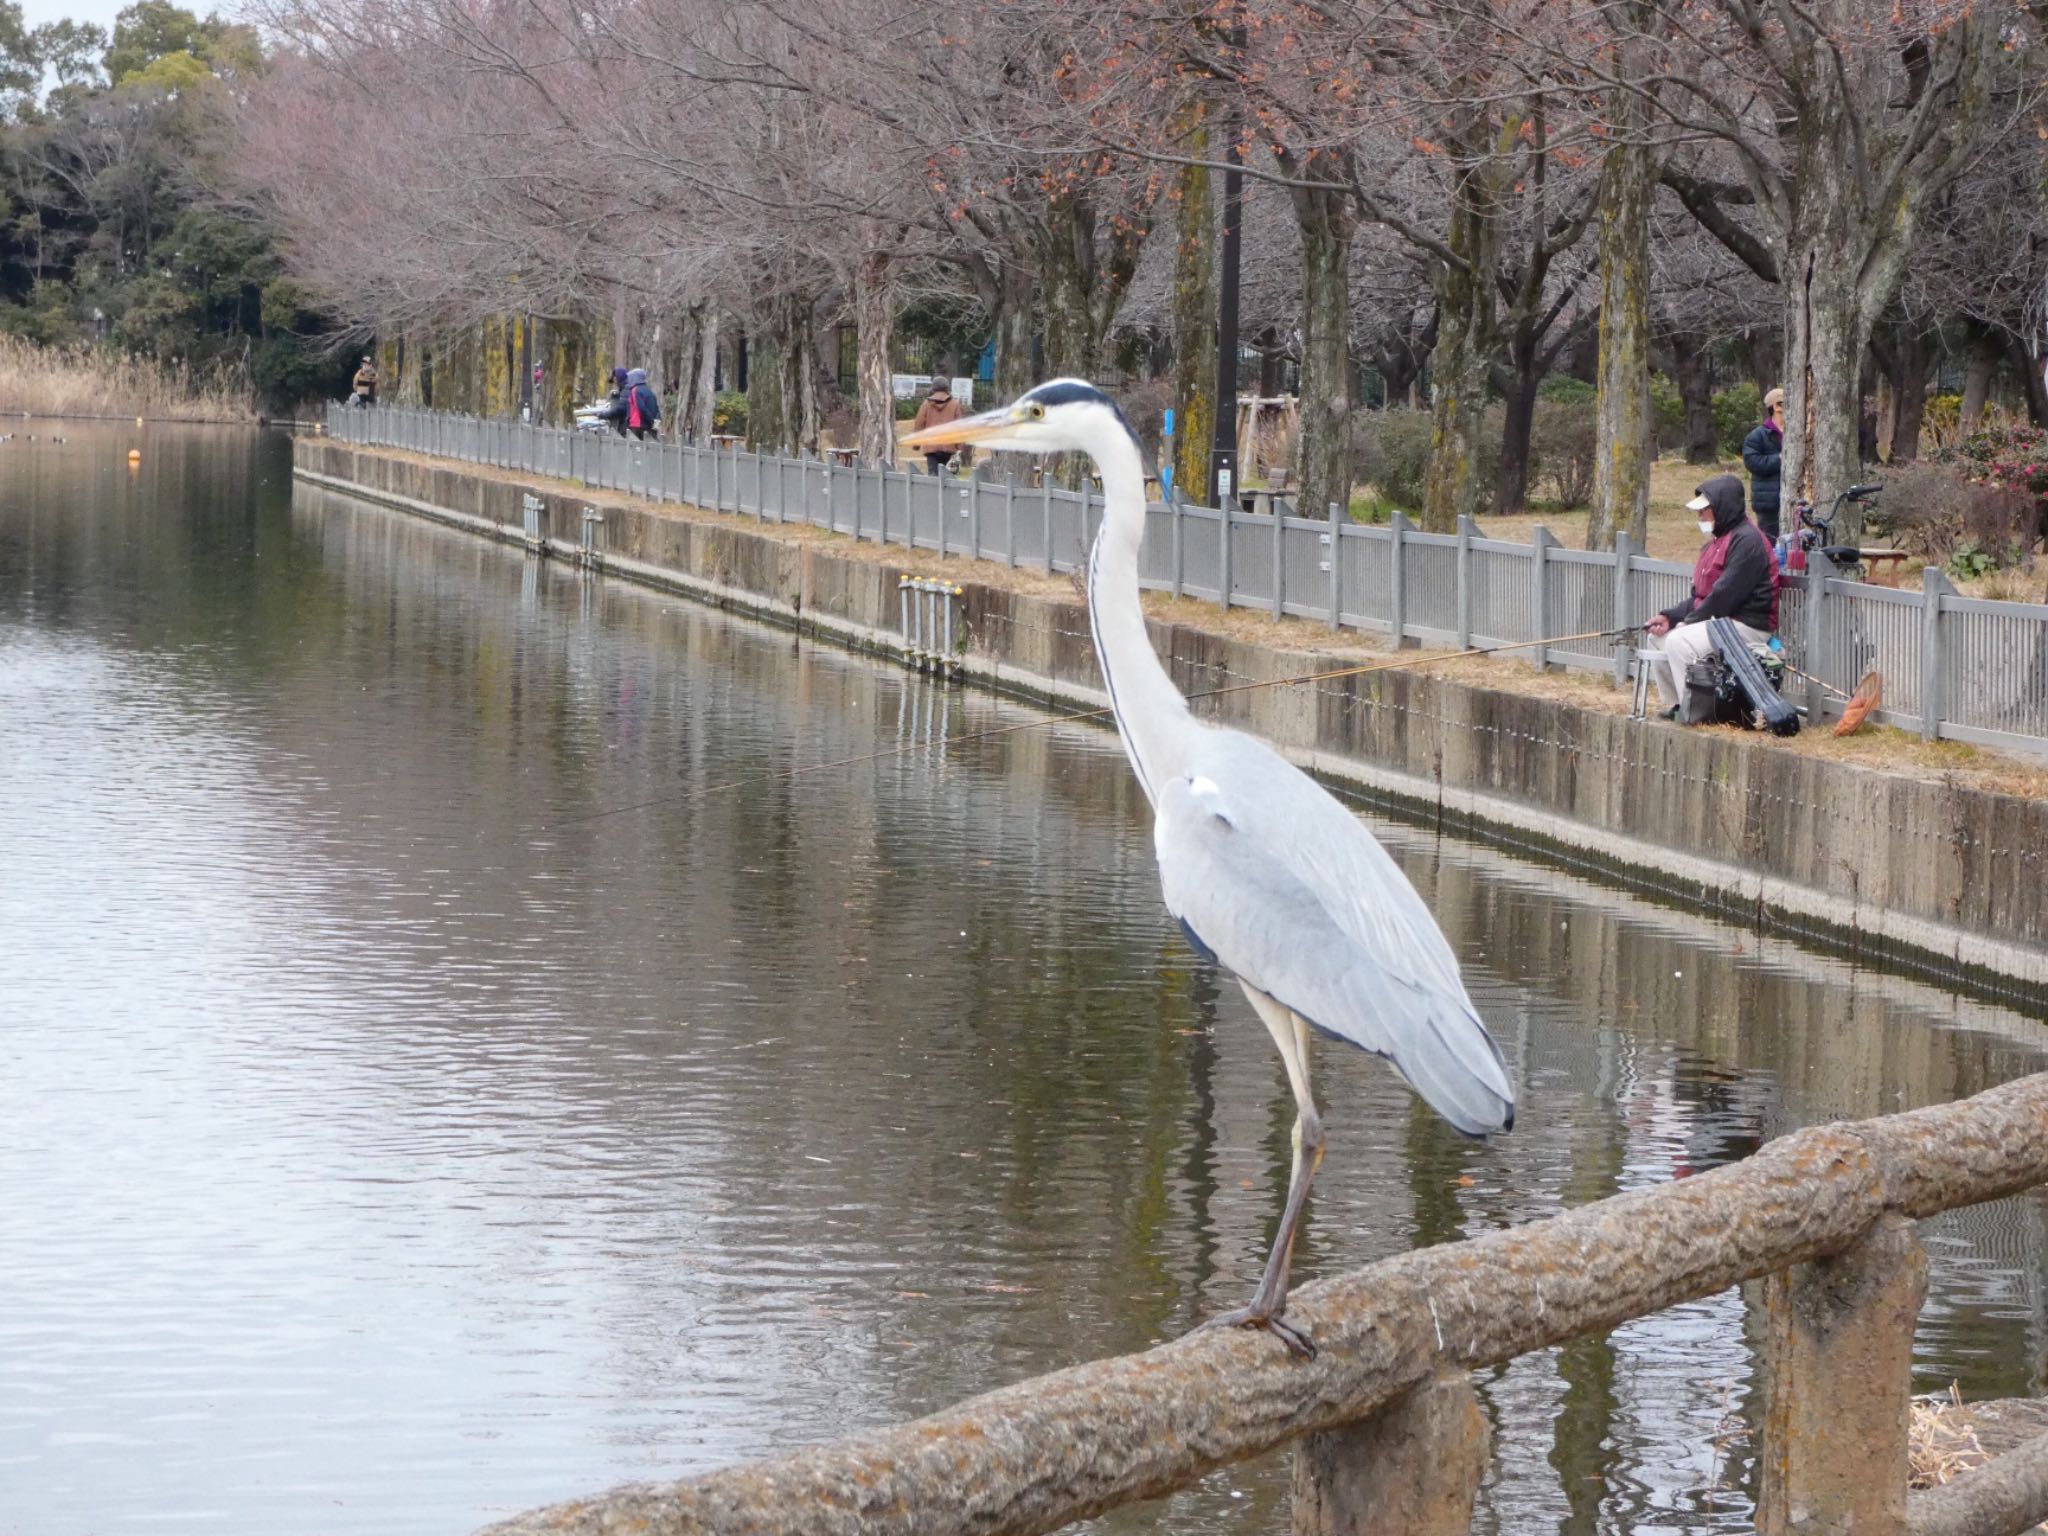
[1946,541,2003,581]
[1649,372,1686,447]
[1537,375,1595,405]
[1350,409,1438,511]
[894,395,921,421]
[713,390,749,435]
[1712,381,1761,458]
[1529,399,1596,509]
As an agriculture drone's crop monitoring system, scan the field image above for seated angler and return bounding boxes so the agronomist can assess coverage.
[1642,473,1780,721]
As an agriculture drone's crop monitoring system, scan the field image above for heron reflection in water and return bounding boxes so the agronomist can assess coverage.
[905,381,1515,1357]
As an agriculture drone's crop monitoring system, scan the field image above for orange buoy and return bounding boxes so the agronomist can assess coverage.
[127,448,141,465]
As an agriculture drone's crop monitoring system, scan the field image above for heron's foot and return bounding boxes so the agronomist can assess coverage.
[1194,1304,1316,1360]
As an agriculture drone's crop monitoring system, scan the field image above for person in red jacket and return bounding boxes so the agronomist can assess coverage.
[1642,473,1780,718]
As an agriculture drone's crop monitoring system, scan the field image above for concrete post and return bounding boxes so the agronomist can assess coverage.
[1803,551,1837,723]
[1328,501,1343,632]
[1291,1371,1488,1536]
[1613,531,1635,688]
[1273,500,1286,618]
[1754,1214,1926,1536]
[1172,494,1186,599]
[1042,475,1055,576]
[1388,509,1408,648]
[1220,500,1234,610]
[1531,525,1558,670]
[1455,514,1476,651]
[1920,566,1951,742]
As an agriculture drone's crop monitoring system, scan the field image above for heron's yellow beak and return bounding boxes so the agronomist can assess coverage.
[901,405,1026,451]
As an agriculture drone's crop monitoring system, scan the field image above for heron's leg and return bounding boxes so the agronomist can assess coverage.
[1198,988,1324,1358]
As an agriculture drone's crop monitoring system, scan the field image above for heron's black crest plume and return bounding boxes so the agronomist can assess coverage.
[1023,379,1138,445]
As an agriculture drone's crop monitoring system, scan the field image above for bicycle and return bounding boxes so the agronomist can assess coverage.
[1786,481,1885,706]
[1785,481,1884,577]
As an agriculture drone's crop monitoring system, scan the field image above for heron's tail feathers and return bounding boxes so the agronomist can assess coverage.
[1383,997,1515,1139]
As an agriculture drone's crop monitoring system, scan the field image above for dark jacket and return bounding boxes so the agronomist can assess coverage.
[597,368,631,435]
[1741,421,1782,519]
[1662,475,1779,633]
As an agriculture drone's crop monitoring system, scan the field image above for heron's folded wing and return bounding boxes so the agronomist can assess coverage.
[1155,765,1513,1136]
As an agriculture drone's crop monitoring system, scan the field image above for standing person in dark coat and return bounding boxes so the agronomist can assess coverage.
[595,367,630,435]
[1742,386,1785,541]
[910,379,964,474]
[1641,473,1781,718]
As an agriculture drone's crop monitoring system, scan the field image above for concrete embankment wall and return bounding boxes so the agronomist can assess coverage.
[293,438,2048,1003]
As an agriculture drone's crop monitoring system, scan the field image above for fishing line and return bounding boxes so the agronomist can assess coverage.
[539,624,1639,830]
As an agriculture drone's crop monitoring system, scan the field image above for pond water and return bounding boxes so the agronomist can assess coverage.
[2,425,2044,1535]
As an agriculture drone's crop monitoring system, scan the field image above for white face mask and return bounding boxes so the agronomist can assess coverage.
[1699,519,1716,538]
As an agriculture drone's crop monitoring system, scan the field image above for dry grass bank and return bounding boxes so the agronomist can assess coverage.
[0,337,252,422]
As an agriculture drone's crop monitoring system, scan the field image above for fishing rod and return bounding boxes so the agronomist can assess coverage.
[541,623,1641,829]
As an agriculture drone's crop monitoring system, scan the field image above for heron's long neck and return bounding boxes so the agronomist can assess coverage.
[1086,433,1201,807]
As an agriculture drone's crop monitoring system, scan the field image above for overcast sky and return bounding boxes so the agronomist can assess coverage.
[20,0,134,37]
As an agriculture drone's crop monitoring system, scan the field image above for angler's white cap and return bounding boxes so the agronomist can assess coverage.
[1686,493,1712,512]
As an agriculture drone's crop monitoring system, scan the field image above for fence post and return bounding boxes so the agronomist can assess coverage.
[1388,509,1409,648]
[1455,514,1475,650]
[1004,479,1016,567]
[1328,501,1343,632]
[1172,495,1186,599]
[1220,500,1234,610]
[1612,531,1634,688]
[1803,551,1836,722]
[1920,566,1951,742]
[939,473,951,559]
[970,476,982,559]
[1043,474,1055,576]
[1754,1213,1925,1536]
[1531,524,1557,669]
[1291,1371,1489,1536]
[1272,502,1286,618]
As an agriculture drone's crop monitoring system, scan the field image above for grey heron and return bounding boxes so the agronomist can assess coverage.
[904,380,1514,1357]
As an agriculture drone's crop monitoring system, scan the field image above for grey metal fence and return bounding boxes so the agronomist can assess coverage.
[325,404,2048,756]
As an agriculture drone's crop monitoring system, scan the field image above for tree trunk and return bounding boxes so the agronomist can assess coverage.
[1587,127,1652,550]
[854,250,896,467]
[775,294,820,456]
[1782,248,1872,541]
[748,323,784,453]
[1747,327,1781,402]
[993,261,1035,401]
[1169,113,1218,501]
[1886,325,1929,464]
[1668,334,1715,464]
[1041,192,1099,381]
[1493,358,1538,514]
[693,312,717,441]
[1292,182,1354,519]
[1423,155,1501,532]
[1960,324,2000,430]
[2010,332,2048,429]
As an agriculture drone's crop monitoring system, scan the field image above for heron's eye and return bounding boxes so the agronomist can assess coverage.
[1026,404,1045,420]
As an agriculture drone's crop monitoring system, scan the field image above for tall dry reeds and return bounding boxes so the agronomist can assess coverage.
[0,337,253,421]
